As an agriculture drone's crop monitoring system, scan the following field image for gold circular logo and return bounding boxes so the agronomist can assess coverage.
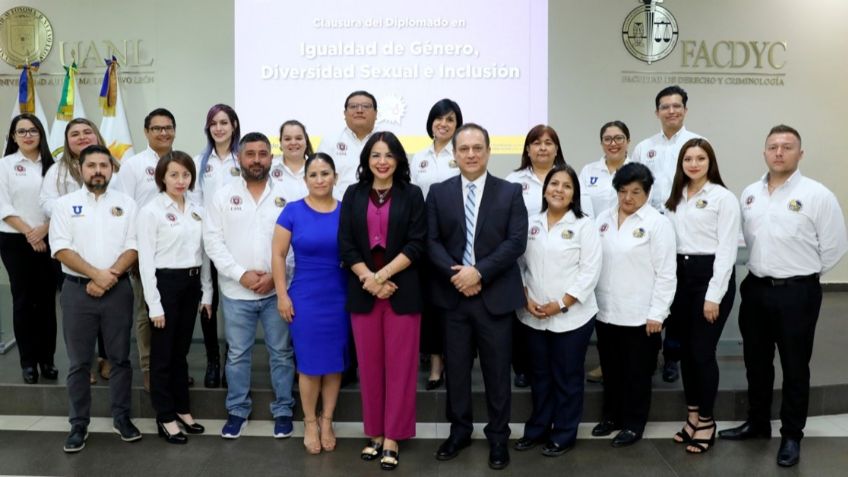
[0,7,54,67]
[621,1,679,65]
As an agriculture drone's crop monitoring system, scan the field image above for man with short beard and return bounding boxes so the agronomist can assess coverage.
[203,132,297,439]
[50,144,142,453]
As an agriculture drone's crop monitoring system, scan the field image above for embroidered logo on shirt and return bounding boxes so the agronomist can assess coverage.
[111,207,124,217]
[745,195,754,206]
[271,168,283,179]
[695,199,708,209]
[145,167,155,176]
[788,199,802,212]
[633,227,646,238]
[600,223,609,233]
[191,212,202,221]
[274,197,286,207]
[522,182,529,192]
[165,213,177,222]
[561,229,574,239]
[589,176,598,186]
[230,196,242,206]
[448,159,458,168]
[647,150,656,159]
[337,142,347,153]
[14,164,25,174]
[419,160,428,169]
[529,225,540,236]
[72,205,83,215]
[229,167,240,177]
[205,164,213,173]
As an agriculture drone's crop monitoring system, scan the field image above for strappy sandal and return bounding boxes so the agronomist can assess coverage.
[361,439,383,461]
[319,414,336,451]
[685,416,717,454]
[673,406,699,443]
[303,417,321,455]
[380,449,399,471]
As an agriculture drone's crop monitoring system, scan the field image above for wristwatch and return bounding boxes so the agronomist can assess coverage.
[559,299,569,314]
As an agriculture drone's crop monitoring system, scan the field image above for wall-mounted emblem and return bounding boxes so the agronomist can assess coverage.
[622,0,679,64]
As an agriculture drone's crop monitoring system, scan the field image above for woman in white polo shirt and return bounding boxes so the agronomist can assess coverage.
[513,164,602,457]
[592,162,676,448]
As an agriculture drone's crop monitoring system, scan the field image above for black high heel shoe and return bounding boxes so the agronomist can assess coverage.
[175,415,205,434]
[426,373,444,390]
[157,420,188,444]
[686,416,716,454]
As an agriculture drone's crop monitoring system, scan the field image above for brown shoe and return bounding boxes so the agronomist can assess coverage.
[98,358,111,380]
[587,365,603,383]
[89,371,97,385]
[143,370,150,392]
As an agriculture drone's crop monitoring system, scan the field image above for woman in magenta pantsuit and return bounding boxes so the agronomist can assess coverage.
[338,131,427,471]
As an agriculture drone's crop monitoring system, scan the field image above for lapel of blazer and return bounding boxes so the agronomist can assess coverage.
[386,183,402,254]
[354,185,372,259]
[474,173,496,236]
[450,176,466,238]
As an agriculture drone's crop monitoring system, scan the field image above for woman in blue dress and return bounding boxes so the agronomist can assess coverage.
[272,152,348,455]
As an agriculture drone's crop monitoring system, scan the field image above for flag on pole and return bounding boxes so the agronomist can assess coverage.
[5,62,49,151]
[98,56,134,161]
[48,62,87,158]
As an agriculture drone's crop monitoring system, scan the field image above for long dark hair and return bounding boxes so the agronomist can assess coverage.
[665,138,727,212]
[515,124,566,171]
[278,119,314,158]
[198,104,240,185]
[357,131,411,186]
[540,164,585,218]
[4,114,54,177]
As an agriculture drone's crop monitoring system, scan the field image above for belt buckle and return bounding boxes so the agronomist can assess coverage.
[189,268,200,277]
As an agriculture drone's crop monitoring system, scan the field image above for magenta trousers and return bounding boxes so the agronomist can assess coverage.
[351,298,421,440]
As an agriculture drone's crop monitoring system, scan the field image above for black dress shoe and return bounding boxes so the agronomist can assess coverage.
[513,436,543,451]
[157,420,188,444]
[187,375,195,387]
[777,438,801,467]
[611,429,641,447]
[662,360,680,383]
[204,362,221,388]
[39,364,59,380]
[64,424,88,453]
[22,366,38,384]
[591,420,621,437]
[513,373,530,388]
[541,440,574,457]
[718,421,771,440]
[113,416,142,442]
[435,437,471,461]
[175,415,205,434]
[488,443,510,470]
[425,375,444,390]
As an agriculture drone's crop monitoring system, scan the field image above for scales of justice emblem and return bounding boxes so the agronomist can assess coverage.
[621,0,679,64]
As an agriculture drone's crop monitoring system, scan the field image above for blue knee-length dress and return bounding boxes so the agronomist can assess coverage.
[276,199,349,375]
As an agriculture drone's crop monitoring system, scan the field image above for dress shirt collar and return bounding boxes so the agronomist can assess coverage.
[461,171,488,190]
[11,151,41,164]
[538,209,577,231]
[760,169,802,190]
[660,125,689,142]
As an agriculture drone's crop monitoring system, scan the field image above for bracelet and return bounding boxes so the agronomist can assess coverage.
[374,272,385,285]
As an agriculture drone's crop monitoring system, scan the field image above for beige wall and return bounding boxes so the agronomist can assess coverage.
[2,0,847,281]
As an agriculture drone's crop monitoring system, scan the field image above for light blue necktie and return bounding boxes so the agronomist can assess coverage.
[463,183,477,266]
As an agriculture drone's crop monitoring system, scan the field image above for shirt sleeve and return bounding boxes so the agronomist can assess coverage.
[122,200,138,252]
[706,191,741,303]
[200,249,213,305]
[136,207,163,318]
[647,215,678,323]
[815,189,848,275]
[39,163,60,218]
[48,197,73,256]
[202,191,247,283]
[0,161,16,220]
[566,219,602,304]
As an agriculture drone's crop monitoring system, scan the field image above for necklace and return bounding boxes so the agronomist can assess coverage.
[375,188,390,204]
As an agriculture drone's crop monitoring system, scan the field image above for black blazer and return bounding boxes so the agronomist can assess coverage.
[426,173,528,315]
[339,181,427,315]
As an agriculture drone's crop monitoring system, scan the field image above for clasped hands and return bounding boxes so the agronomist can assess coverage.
[85,268,123,298]
[239,270,275,295]
[361,273,397,299]
[451,265,481,297]
[25,224,48,253]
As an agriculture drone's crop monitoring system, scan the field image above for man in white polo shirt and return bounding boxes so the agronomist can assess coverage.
[318,90,377,200]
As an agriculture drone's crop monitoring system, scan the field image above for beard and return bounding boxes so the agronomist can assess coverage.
[241,164,270,182]
[84,174,110,192]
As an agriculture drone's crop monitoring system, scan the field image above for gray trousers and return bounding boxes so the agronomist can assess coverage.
[61,277,134,426]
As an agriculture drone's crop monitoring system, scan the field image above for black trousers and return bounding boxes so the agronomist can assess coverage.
[739,273,822,440]
[62,276,133,425]
[150,268,202,422]
[667,254,735,417]
[523,318,594,446]
[0,232,57,368]
[512,314,531,377]
[443,296,513,445]
[596,320,661,434]
[419,265,445,355]
[198,263,220,363]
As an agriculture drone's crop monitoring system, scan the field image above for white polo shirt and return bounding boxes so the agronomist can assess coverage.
[578,157,631,218]
[192,149,240,210]
[0,151,48,233]
[631,126,702,210]
[112,146,162,208]
[203,178,292,300]
[269,156,308,201]
[741,170,848,279]
[137,192,213,317]
[410,142,459,199]
[49,187,138,277]
[595,204,677,326]
[40,161,82,218]
[505,167,594,218]
[317,126,373,201]
[666,182,740,303]
[518,210,602,332]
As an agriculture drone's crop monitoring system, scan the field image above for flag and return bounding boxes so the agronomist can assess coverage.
[6,62,50,150]
[98,56,134,161]
[48,62,87,158]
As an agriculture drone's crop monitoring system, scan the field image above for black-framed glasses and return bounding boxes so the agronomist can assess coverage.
[346,103,374,111]
[602,135,627,145]
[14,128,39,137]
[148,125,175,134]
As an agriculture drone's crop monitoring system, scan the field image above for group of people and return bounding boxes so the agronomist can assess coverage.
[0,85,845,470]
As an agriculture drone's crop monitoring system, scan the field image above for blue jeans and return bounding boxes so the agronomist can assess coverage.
[221,294,295,419]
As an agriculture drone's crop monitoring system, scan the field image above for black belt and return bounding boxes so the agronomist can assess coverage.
[157,267,201,277]
[751,273,819,287]
[64,273,128,284]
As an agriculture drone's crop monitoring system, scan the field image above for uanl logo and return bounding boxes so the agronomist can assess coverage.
[622,0,679,65]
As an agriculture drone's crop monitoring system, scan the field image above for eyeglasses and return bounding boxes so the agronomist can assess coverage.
[14,128,39,137]
[148,125,175,134]
[346,103,374,111]
[602,135,627,145]
[657,103,685,112]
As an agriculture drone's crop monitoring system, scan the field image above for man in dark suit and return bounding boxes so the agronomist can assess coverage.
[427,123,528,470]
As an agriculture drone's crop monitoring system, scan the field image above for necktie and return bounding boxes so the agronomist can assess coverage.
[463,183,476,266]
